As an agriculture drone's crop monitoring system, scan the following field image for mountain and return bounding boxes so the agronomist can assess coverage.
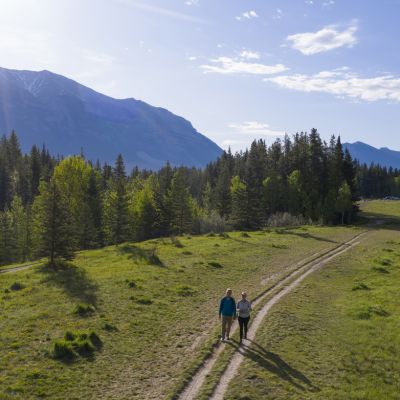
[0,67,222,169]
[343,141,400,169]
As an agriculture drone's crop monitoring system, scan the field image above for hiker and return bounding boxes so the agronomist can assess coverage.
[219,288,236,342]
[237,291,252,343]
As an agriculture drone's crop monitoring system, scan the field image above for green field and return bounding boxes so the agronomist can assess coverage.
[0,227,359,400]
[223,201,400,400]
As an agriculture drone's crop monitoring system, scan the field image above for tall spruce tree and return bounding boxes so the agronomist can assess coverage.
[103,154,129,245]
[32,179,75,265]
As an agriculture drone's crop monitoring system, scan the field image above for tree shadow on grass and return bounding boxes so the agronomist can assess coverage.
[39,262,98,306]
[117,244,165,267]
[227,339,318,392]
[276,229,338,244]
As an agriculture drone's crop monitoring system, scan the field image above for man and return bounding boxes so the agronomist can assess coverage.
[219,288,236,342]
[237,291,252,344]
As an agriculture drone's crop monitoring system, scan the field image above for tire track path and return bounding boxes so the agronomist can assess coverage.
[178,231,367,400]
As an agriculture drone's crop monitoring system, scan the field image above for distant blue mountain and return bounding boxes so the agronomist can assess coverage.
[0,67,222,169]
[343,142,400,169]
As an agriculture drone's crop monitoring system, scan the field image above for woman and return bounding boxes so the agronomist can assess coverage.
[236,291,252,344]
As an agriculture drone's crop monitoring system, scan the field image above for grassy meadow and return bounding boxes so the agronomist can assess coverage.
[223,201,400,400]
[0,227,360,400]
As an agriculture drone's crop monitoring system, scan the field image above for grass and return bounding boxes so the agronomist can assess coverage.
[0,226,359,400]
[222,202,400,400]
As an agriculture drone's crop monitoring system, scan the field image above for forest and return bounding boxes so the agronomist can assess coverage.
[0,129,399,266]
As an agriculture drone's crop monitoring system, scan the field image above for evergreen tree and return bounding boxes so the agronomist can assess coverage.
[32,179,75,265]
[230,176,248,229]
[103,155,129,245]
[168,170,193,234]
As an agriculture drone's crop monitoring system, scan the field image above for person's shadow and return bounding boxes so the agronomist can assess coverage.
[228,339,319,392]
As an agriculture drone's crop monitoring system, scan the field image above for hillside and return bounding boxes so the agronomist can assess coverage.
[344,141,400,169]
[0,67,222,169]
[0,227,359,400]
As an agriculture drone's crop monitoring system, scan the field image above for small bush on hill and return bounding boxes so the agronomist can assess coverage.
[128,280,136,288]
[372,266,389,274]
[10,282,25,291]
[53,330,102,360]
[136,297,153,305]
[208,261,223,269]
[240,232,250,238]
[352,283,370,291]
[102,322,118,332]
[73,303,95,317]
[175,284,196,297]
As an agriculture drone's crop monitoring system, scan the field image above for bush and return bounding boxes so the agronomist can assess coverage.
[240,232,250,238]
[265,212,310,228]
[128,280,136,288]
[182,251,192,255]
[73,303,95,317]
[10,282,25,291]
[372,266,389,274]
[170,236,184,248]
[102,322,118,332]
[352,283,370,291]
[136,297,153,305]
[208,261,223,269]
[175,284,196,297]
[54,330,101,360]
[53,340,77,360]
[193,211,230,234]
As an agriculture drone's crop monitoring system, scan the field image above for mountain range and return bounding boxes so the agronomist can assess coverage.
[0,67,222,169]
[343,142,400,169]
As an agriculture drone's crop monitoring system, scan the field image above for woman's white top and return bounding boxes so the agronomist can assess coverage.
[237,299,252,318]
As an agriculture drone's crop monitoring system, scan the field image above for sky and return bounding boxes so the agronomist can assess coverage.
[1,0,400,152]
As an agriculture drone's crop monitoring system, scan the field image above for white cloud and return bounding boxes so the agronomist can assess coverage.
[188,56,197,61]
[305,0,314,5]
[185,0,199,5]
[322,0,335,7]
[273,8,283,20]
[287,24,357,55]
[229,121,286,136]
[265,69,400,102]
[201,57,288,75]
[239,50,260,60]
[236,10,258,20]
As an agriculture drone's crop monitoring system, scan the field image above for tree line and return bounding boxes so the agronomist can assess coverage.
[0,129,399,266]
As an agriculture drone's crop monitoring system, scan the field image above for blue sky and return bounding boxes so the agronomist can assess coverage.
[1,0,400,152]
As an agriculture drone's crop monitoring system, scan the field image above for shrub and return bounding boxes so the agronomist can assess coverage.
[266,212,310,228]
[53,340,77,360]
[10,282,25,291]
[170,236,184,248]
[271,243,289,249]
[54,330,101,360]
[208,261,223,269]
[175,284,196,297]
[352,283,370,291]
[240,232,250,238]
[136,297,153,305]
[219,232,230,239]
[102,322,118,332]
[128,281,136,288]
[193,211,230,234]
[372,266,389,274]
[64,331,76,341]
[214,243,220,247]
[73,303,95,317]
[182,251,193,255]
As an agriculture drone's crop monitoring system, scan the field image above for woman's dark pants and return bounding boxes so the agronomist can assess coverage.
[238,316,250,339]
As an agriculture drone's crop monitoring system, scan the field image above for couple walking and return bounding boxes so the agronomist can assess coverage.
[219,288,252,344]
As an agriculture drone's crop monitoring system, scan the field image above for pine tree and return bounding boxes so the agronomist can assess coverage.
[32,179,75,265]
[168,170,193,234]
[230,176,248,229]
[103,155,129,245]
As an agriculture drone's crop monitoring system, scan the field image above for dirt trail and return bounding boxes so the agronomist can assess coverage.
[178,231,367,400]
[0,263,39,275]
